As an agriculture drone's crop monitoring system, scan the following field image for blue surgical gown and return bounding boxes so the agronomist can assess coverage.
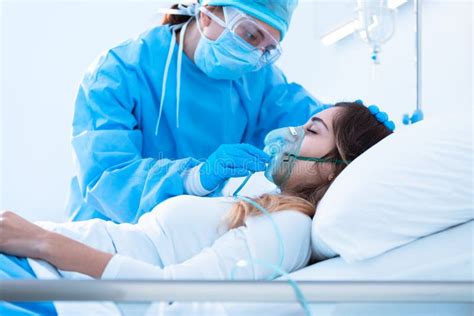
[67,25,327,224]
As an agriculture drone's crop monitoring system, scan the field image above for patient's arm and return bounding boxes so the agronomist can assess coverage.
[0,210,312,280]
[0,211,112,278]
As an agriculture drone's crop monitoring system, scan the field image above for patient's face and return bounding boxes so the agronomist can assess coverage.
[283,107,341,191]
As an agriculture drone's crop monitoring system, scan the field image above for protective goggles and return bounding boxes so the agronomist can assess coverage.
[199,6,282,65]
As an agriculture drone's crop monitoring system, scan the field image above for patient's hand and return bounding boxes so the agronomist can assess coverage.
[0,210,50,259]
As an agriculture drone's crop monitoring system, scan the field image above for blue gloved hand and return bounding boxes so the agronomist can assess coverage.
[200,144,271,191]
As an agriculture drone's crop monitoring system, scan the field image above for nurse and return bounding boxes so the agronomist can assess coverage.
[67,0,328,223]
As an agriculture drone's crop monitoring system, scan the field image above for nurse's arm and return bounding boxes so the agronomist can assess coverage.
[71,45,202,224]
[0,210,312,280]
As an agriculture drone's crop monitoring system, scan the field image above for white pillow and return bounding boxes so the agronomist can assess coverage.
[311,115,473,263]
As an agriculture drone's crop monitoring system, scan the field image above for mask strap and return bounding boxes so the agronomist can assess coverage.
[176,20,190,129]
[286,154,351,165]
[155,18,191,134]
[155,3,199,134]
[155,27,178,136]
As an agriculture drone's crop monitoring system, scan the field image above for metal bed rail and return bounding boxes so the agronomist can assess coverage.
[1,280,473,303]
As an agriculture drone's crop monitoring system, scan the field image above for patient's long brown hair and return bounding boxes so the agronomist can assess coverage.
[227,101,393,229]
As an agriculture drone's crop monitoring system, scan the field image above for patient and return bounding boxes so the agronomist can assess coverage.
[0,102,391,288]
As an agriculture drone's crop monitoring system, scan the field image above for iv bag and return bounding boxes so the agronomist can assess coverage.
[356,0,396,63]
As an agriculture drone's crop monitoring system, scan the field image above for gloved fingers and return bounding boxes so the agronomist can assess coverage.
[214,144,270,163]
[220,156,267,172]
[210,144,270,175]
[235,144,271,163]
[221,145,270,168]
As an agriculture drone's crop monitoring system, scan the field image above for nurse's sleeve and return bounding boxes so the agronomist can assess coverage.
[72,46,200,224]
[252,65,332,147]
[101,211,312,280]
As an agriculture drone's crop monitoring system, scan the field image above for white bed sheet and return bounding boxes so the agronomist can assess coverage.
[47,221,474,316]
[291,220,474,281]
[198,220,474,316]
[138,220,473,316]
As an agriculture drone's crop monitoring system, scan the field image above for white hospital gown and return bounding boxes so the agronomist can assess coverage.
[30,194,312,281]
[29,195,312,315]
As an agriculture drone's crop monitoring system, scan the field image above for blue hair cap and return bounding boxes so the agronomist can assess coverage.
[201,0,298,39]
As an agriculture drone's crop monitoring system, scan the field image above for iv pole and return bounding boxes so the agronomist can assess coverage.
[403,0,424,125]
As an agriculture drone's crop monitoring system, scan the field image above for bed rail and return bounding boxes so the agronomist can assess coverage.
[1,280,472,303]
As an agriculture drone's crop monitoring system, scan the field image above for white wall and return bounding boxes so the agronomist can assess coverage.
[0,0,472,221]
[0,0,3,216]
[281,0,417,122]
[0,0,173,221]
[281,0,473,119]
[421,0,473,117]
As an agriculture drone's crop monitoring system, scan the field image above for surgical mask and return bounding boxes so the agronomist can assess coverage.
[194,6,282,80]
[154,3,282,135]
[263,126,350,187]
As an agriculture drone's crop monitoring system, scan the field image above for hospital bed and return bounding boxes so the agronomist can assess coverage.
[2,115,473,315]
[2,209,473,315]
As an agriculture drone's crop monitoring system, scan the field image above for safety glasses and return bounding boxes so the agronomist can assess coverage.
[199,6,282,65]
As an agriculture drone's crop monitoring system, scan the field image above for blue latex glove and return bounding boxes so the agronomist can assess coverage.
[200,144,271,191]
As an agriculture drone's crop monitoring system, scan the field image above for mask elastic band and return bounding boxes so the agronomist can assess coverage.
[285,154,351,165]
[155,28,177,135]
[176,20,190,129]
[155,17,192,134]
[154,3,199,134]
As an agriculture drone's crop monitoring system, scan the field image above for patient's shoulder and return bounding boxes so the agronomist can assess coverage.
[150,196,233,215]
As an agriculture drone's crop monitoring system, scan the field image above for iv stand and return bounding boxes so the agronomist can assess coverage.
[403,0,424,125]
